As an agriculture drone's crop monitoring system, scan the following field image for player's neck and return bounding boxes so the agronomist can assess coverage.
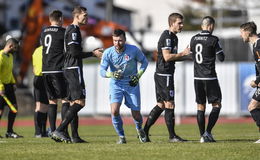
[249,35,259,44]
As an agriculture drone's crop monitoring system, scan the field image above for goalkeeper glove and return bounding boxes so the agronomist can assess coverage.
[106,70,123,79]
[129,70,144,87]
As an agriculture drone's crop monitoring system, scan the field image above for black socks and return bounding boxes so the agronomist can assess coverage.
[206,107,221,134]
[56,103,82,132]
[164,108,176,139]
[144,105,164,134]
[197,110,205,136]
[48,104,57,132]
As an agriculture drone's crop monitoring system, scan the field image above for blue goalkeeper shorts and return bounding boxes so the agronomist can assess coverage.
[109,82,141,111]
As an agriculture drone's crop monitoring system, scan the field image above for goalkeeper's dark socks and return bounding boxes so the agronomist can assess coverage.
[48,104,57,132]
[197,110,205,136]
[144,105,164,133]
[164,108,176,138]
[250,108,260,128]
[56,103,82,132]
[71,114,79,138]
[206,107,220,133]
[7,111,16,133]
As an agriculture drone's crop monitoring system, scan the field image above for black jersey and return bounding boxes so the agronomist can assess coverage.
[253,39,260,84]
[156,30,178,74]
[41,26,65,72]
[190,30,224,79]
[64,24,84,69]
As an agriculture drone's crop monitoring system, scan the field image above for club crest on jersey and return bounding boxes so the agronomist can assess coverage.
[166,39,171,47]
[124,54,130,61]
[169,90,174,97]
[72,33,77,40]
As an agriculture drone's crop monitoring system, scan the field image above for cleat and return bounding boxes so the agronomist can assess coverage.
[117,136,126,144]
[203,131,216,142]
[169,135,187,143]
[35,134,42,138]
[254,139,260,143]
[71,137,88,143]
[0,135,3,138]
[51,131,71,143]
[5,132,23,138]
[137,129,147,143]
[143,129,151,142]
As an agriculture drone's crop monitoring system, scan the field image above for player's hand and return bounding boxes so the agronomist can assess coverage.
[250,80,257,88]
[129,75,139,87]
[0,90,5,96]
[93,48,103,59]
[182,47,190,56]
[113,70,123,79]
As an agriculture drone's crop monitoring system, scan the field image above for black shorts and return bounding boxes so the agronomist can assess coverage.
[154,73,175,102]
[252,87,260,101]
[0,84,17,110]
[43,72,67,100]
[33,76,49,104]
[64,68,85,101]
[194,79,222,104]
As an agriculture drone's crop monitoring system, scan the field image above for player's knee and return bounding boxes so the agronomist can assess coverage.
[73,99,85,106]
[212,102,221,108]
[164,101,175,109]
[49,99,57,104]
[197,104,206,111]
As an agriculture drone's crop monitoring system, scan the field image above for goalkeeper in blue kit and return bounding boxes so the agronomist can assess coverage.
[100,29,148,144]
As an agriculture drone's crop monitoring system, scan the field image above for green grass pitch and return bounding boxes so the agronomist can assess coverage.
[0,123,260,160]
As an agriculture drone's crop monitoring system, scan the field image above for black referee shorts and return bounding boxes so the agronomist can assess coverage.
[33,76,49,104]
[43,72,67,100]
[194,79,222,104]
[154,73,175,102]
[64,68,85,101]
[0,84,17,110]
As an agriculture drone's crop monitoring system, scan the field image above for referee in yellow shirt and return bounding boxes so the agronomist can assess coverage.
[0,38,23,138]
[32,46,49,137]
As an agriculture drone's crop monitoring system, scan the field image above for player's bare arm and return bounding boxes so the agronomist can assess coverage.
[162,47,190,62]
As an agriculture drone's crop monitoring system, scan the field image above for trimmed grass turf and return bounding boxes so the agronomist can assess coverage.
[0,123,260,160]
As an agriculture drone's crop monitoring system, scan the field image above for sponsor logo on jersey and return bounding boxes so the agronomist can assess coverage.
[72,33,77,40]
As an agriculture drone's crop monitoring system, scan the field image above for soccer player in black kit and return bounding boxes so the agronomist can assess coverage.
[240,22,260,143]
[51,6,102,143]
[143,13,190,142]
[190,16,225,143]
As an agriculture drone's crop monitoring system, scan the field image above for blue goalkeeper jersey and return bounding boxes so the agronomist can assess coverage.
[100,44,148,84]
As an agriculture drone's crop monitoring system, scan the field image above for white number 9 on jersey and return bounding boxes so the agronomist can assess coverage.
[195,43,203,64]
[44,34,52,54]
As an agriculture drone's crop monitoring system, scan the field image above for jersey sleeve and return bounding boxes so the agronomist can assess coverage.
[66,27,84,58]
[100,50,110,77]
[135,47,148,72]
[215,38,225,62]
[161,33,172,51]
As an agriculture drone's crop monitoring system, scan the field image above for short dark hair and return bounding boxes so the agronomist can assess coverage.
[240,21,257,35]
[49,10,63,22]
[201,16,215,26]
[6,38,19,46]
[112,29,126,38]
[168,13,183,27]
[72,6,87,17]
